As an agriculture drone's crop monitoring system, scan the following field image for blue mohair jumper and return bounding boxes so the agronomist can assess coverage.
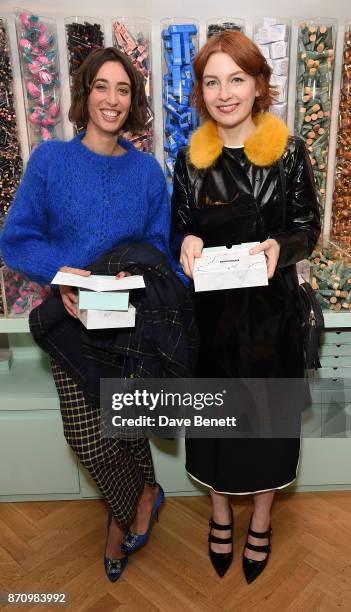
[1,133,183,286]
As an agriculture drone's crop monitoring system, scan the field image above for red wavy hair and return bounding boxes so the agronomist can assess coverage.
[191,30,277,118]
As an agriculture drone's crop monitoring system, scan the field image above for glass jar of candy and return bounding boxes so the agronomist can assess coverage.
[0,265,50,318]
[0,18,23,229]
[65,16,105,80]
[294,19,336,220]
[161,18,199,193]
[331,21,351,253]
[309,239,351,313]
[14,9,63,149]
[253,18,291,122]
[206,18,245,37]
[112,17,154,153]
[64,16,105,134]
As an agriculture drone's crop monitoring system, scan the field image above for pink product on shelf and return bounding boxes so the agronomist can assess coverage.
[29,108,56,127]
[27,81,40,97]
[26,81,52,108]
[28,60,41,75]
[38,33,49,48]
[3,269,50,316]
[40,127,51,140]
[112,20,153,153]
[48,101,60,117]
[38,69,53,85]
[19,37,31,50]
[113,21,150,78]
[19,12,33,30]
[16,10,61,144]
[38,54,51,65]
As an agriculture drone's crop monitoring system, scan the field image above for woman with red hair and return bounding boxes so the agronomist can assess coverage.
[171,30,320,583]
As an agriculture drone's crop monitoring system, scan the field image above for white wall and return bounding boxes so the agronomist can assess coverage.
[1,0,350,235]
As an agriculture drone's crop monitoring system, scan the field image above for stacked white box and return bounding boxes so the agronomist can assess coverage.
[254,18,290,121]
[78,305,136,329]
[51,273,145,329]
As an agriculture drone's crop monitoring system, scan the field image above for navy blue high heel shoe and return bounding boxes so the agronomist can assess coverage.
[104,511,128,582]
[122,484,165,554]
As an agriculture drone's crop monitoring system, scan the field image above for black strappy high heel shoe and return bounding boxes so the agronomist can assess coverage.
[242,515,272,584]
[208,506,233,578]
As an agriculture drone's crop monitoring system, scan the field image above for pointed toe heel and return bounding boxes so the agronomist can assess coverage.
[104,554,128,583]
[122,484,165,554]
[242,517,272,584]
[104,511,128,582]
[208,508,233,578]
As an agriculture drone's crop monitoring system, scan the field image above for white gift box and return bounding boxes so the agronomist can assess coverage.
[193,243,268,292]
[271,58,289,76]
[254,26,271,45]
[270,23,288,42]
[78,304,136,329]
[269,40,287,59]
[51,272,145,291]
[258,43,270,59]
[78,289,129,311]
[255,22,287,45]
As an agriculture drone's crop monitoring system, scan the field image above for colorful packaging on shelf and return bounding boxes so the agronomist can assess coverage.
[0,266,50,318]
[14,9,63,148]
[112,19,154,153]
[294,20,336,218]
[162,21,198,192]
[0,19,23,223]
[65,18,105,134]
[65,18,104,79]
[207,19,245,37]
[309,241,351,312]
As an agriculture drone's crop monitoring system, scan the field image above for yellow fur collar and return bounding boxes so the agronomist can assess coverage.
[189,112,289,169]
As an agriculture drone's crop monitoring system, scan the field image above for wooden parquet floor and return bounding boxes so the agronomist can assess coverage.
[1,491,351,612]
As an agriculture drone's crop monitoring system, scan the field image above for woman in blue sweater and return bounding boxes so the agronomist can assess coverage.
[1,47,172,582]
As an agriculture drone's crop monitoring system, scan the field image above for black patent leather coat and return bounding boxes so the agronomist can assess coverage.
[171,136,321,378]
[172,137,320,267]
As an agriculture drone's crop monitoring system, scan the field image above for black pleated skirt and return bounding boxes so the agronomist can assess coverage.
[186,276,304,494]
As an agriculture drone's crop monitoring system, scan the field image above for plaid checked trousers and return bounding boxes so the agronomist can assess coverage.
[51,360,156,527]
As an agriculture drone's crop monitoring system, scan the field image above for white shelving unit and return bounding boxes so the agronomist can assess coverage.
[1,312,351,501]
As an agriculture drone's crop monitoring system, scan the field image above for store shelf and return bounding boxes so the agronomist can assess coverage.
[1,312,350,334]
[0,306,350,499]
[0,318,30,333]
[323,312,351,329]
[0,409,79,495]
[0,358,58,410]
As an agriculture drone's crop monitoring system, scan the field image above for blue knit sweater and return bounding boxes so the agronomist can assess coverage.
[1,133,183,285]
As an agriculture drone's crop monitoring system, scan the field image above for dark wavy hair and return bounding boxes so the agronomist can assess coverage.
[69,47,150,131]
[191,30,278,118]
